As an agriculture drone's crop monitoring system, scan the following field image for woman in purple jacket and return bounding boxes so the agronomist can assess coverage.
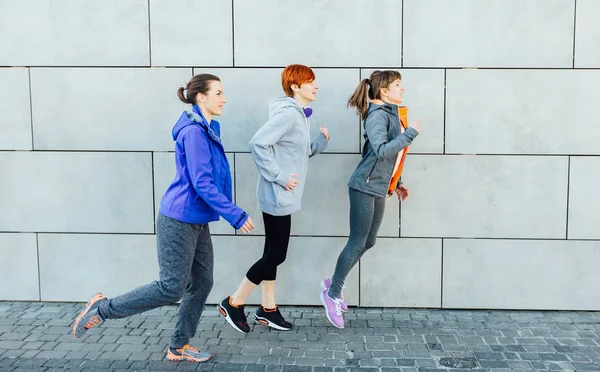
[72,74,254,363]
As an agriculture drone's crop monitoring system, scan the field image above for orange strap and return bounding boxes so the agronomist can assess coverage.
[387,106,409,195]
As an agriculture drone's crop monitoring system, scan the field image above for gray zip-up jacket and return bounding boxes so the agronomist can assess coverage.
[347,102,419,198]
[249,97,328,216]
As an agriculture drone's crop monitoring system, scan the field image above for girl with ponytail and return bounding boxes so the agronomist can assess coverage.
[320,70,423,328]
[72,74,254,363]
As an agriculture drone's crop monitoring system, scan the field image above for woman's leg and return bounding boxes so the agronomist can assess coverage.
[99,215,201,319]
[328,189,377,299]
[349,193,386,268]
[220,213,291,332]
[74,214,201,340]
[229,212,291,305]
[170,224,214,349]
[246,213,291,285]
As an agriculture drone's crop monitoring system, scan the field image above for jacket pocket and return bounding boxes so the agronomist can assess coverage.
[273,183,297,207]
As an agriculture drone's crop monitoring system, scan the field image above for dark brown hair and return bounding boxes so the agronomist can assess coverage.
[177,73,221,105]
[347,70,402,120]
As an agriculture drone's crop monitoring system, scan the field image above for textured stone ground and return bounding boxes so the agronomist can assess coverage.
[1,302,600,371]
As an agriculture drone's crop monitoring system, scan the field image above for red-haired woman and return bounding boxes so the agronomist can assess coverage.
[219,64,330,332]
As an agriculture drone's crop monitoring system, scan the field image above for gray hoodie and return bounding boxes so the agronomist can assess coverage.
[249,97,328,216]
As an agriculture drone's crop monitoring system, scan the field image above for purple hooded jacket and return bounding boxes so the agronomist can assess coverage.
[159,105,248,228]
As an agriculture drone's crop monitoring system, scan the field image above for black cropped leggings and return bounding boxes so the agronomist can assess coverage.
[246,212,291,284]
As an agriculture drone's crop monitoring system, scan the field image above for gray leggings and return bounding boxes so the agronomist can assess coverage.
[99,214,214,349]
[328,188,385,299]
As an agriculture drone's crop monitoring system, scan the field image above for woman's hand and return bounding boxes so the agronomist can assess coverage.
[320,125,330,140]
[285,173,299,191]
[239,216,255,233]
[409,119,422,133]
[395,185,409,201]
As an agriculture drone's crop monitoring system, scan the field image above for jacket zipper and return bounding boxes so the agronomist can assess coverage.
[365,109,404,185]
[366,160,377,183]
[366,158,395,187]
[364,106,383,184]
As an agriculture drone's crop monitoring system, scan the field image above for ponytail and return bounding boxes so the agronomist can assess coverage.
[347,79,371,120]
[177,87,191,104]
[348,71,402,120]
[176,73,221,105]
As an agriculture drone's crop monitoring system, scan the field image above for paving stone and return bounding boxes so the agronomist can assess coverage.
[474,352,506,360]
[12,358,47,368]
[478,360,510,368]
[1,302,600,370]
[570,362,600,370]
[0,341,24,349]
[1,350,24,358]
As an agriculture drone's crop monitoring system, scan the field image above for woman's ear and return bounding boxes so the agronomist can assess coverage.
[291,83,300,93]
[196,92,205,103]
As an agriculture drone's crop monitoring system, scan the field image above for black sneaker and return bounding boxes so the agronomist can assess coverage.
[218,296,250,333]
[254,306,292,331]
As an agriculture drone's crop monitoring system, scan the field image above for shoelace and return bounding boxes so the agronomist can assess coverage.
[333,298,344,316]
[180,344,200,355]
[340,284,346,302]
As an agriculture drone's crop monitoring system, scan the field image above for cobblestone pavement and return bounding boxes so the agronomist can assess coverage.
[1,302,600,371]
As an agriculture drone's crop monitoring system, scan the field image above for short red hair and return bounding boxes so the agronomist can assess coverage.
[281,64,315,97]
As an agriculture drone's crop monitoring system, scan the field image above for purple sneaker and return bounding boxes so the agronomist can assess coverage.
[320,289,344,328]
[321,278,348,312]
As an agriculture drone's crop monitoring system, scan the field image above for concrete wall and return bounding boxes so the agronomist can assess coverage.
[1,0,598,310]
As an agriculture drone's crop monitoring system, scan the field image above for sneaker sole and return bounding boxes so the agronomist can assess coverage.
[73,293,105,338]
[217,304,249,334]
[166,350,211,363]
[254,315,292,331]
[320,281,349,313]
[320,292,344,329]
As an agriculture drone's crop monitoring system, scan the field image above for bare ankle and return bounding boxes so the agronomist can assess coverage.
[230,295,244,307]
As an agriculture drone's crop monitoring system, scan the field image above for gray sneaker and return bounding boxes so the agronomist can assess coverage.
[167,344,212,363]
[73,293,106,338]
